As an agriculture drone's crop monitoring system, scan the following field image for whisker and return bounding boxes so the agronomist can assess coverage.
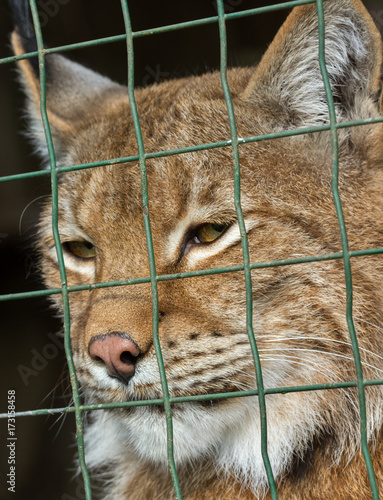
[354,317,383,333]
[260,347,383,375]
[256,335,383,364]
[260,355,339,382]
[260,355,360,414]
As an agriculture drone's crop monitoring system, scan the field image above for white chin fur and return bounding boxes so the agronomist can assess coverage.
[84,391,321,495]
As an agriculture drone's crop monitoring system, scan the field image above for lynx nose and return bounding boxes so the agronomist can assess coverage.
[88,332,140,384]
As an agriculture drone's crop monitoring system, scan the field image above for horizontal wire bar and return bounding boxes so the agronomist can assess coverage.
[132,0,317,38]
[0,0,317,67]
[2,377,382,420]
[2,116,382,184]
[1,246,382,302]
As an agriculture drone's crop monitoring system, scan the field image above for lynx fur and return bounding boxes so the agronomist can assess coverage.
[10,0,383,498]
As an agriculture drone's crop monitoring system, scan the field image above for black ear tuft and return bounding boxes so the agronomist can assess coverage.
[8,0,38,72]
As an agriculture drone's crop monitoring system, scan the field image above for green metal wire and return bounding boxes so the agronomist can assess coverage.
[0,0,317,67]
[216,0,277,496]
[315,0,378,496]
[27,1,92,498]
[119,1,182,497]
[2,246,383,303]
[3,116,383,184]
[3,376,383,421]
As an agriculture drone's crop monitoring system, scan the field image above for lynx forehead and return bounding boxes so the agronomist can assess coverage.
[10,0,383,498]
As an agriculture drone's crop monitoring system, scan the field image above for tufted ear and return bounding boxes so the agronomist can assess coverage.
[9,0,126,164]
[243,0,383,131]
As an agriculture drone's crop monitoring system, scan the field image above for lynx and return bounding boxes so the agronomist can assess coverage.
[10,0,383,498]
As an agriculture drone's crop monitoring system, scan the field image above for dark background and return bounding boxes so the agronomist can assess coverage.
[0,0,382,498]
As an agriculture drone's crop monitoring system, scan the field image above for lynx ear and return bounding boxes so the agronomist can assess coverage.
[243,0,383,130]
[10,0,125,163]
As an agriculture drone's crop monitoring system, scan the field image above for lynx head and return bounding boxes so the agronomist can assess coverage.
[11,0,383,496]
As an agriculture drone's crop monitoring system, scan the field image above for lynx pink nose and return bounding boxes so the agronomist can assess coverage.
[88,333,140,384]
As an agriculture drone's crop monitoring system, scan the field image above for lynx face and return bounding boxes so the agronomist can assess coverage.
[11,0,383,498]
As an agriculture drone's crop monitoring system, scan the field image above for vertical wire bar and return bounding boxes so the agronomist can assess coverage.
[28,1,92,498]
[315,0,378,497]
[119,1,182,498]
[215,1,278,497]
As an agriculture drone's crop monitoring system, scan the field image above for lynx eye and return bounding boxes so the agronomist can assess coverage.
[64,241,96,259]
[195,223,228,243]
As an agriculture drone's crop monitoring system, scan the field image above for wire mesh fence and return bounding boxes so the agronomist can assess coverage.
[1,0,383,498]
